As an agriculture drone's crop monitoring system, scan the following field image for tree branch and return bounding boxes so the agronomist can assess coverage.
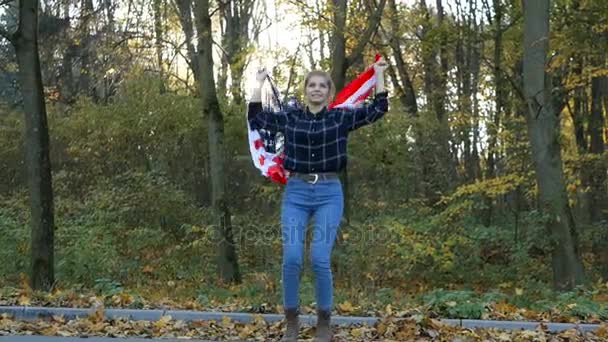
[480,55,525,102]
[346,0,387,68]
[167,69,197,94]
[0,0,15,7]
[286,0,332,23]
[0,26,14,43]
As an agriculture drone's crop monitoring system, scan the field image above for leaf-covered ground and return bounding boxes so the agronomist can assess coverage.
[2,284,608,325]
[2,311,608,341]
[0,287,608,342]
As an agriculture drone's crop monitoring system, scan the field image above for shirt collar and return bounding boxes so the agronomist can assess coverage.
[304,105,328,120]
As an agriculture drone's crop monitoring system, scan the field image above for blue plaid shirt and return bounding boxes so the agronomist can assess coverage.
[248,91,389,173]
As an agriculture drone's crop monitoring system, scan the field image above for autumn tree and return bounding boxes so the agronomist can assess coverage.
[193,0,241,283]
[522,0,584,290]
[1,0,55,290]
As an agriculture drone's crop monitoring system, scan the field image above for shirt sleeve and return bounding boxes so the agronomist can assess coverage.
[340,91,389,131]
[247,102,289,133]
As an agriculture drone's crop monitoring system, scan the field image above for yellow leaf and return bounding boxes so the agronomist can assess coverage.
[221,315,233,327]
[88,303,104,323]
[41,326,58,336]
[18,295,31,306]
[89,322,106,332]
[497,332,512,341]
[57,330,73,337]
[385,304,393,316]
[350,327,363,337]
[377,322,387,335]
[338,301,354,313]
[515,288,524,296]
[19,273,32,295]
[238,325,253,339]
[154,315,172,329]
[596,324,608,338]
[51,315,65,323]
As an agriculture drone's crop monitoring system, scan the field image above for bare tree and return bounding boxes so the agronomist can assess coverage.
[174,0,200,82]
[153,0,166,93]
[219,0,256,105]
[329,0,386,90]
[419,0,458,193]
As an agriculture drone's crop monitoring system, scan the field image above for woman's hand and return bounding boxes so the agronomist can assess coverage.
[373,57,388,75]
[250,68,268,102]
[373,57,387,94]
[255,68,268,85]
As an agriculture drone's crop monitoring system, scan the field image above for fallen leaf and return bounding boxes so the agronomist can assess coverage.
[338,301,354,313]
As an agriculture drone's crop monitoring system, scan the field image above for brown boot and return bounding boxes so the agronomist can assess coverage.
[281,307,299,341]
[314,308,332,342]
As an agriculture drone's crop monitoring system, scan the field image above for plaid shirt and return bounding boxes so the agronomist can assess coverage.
[247,91,389,173]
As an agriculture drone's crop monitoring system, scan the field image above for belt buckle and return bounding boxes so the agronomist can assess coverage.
[307,173,319,184]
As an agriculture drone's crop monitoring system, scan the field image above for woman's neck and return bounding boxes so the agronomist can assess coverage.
[308,104,325,114]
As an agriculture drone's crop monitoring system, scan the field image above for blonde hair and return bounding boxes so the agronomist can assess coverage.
[304,70,336,107]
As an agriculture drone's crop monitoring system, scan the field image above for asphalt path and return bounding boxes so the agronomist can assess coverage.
[0,337,224,342]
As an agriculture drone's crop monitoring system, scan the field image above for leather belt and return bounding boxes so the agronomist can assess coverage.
[291,172,339,184]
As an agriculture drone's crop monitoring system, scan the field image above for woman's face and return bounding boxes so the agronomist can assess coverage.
[305,75,331,106]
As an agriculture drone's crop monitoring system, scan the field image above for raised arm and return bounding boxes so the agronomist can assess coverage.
[341,57,389,131]
[341,92,389,131]
[247,68,288,133]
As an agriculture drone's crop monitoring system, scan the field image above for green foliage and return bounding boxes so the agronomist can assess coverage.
[423,290,499,319]
[94,278,124,296]
[0,110,24,194]
[530,286,608,320]
[50,72,207,194]
[0,199,29,282]
[53,171,213,286]
[421,287,608,321]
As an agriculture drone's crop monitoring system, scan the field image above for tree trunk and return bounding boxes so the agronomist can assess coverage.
[104,0,115,33]
[220,0,254,106]
[217,7,228,99]
[153,0,166,93]
[176,0,200,83]
[522,0,584,290]
[194,0,241,283]
[482,0,505,226]
[387,0,416,116]
[588,76,607,223]
[470,26,481,182]
[78,0,93,96]
[591,75,608,279]
[315,0,326,63]
[330,0,348,91]
[12,0,55,291]
[436,0,457,182]
[59,1,75,103]
[418,0,457,200]
[486,0,503,181]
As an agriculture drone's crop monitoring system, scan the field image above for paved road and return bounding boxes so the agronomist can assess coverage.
[0,337,222,342]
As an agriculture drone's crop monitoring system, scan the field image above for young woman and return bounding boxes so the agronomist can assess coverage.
[248,58,388,341]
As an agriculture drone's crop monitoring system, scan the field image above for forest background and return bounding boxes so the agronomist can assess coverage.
[1,0,607,323]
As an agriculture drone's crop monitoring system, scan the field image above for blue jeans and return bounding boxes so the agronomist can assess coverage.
[280,176,344,311]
